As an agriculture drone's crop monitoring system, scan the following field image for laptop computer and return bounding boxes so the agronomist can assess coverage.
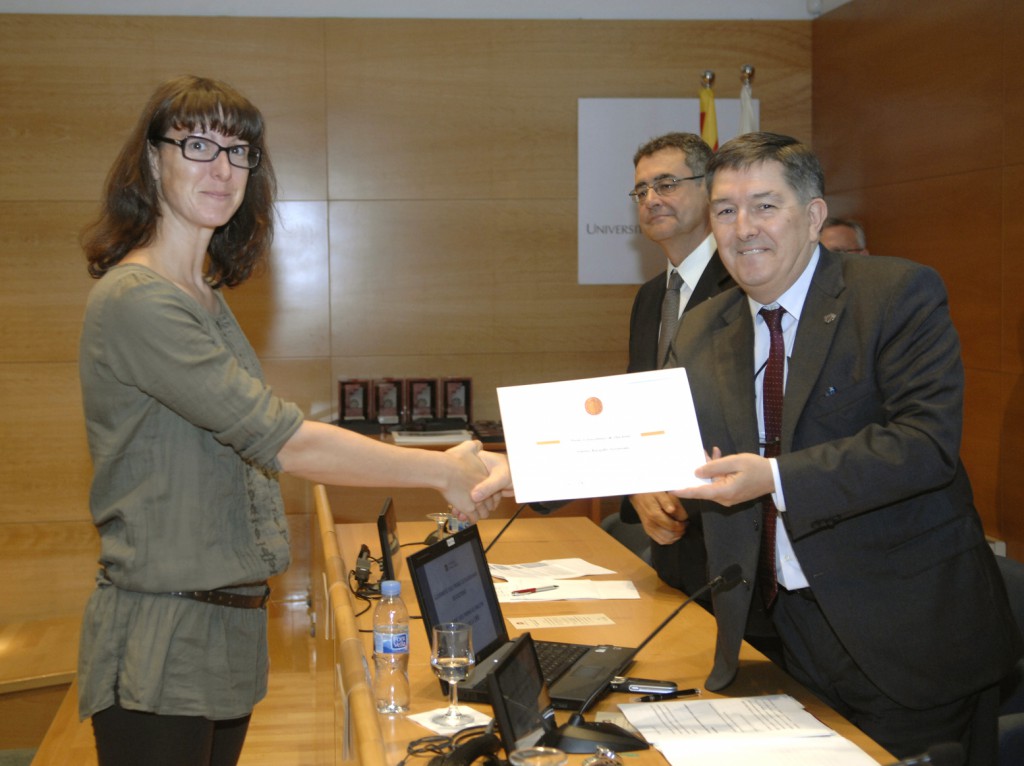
[407,524,634,709]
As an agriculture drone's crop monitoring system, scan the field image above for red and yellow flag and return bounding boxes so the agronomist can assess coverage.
[700,83,718,151]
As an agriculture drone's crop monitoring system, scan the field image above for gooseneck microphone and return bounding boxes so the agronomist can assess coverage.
[547,563,744,754]
[888,743,964,766]
[634,563,743,655]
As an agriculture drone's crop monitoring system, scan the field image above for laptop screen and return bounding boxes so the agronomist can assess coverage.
[407,524,507,660]
[487,633,557,755]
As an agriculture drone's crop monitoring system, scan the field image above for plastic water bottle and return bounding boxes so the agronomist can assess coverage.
[373,579,410,713]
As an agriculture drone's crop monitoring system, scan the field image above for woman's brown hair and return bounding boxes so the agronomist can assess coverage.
[81,75,277,288]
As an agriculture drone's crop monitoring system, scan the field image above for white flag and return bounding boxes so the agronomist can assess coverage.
[739,80,758,134]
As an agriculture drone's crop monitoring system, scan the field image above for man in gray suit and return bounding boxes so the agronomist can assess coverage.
[618,133,734,607]
[673,132,1020,763]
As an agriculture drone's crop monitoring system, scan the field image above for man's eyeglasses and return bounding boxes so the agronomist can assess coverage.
[151,136,262,170]
[628,175,704,204]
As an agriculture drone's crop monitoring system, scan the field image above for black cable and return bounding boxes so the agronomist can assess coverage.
[483,504,527,554]
[396,725,491,766]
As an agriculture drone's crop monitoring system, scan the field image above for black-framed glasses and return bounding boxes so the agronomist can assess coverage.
[152,135,262,170]
[628,175,705,204]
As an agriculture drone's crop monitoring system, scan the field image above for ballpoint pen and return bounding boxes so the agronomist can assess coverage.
[511,585,559,596]
[637,688,701,702]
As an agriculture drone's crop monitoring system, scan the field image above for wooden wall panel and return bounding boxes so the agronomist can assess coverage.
[229,201,331,360]
[1003,164,1024,374]
[999,365,1024,559]
[824,170,1003,372]
[813,0,1004,194]
[0,521,99,622]
[328,199,634,360]
[814,0,1022,555]
[0,202,95,364]
[962,369,1007,534]
[0,363,92,524]
[0,15,327,203]
[325,19,812,202]
[1000,164,1024,557]
[1005,1,1024,167]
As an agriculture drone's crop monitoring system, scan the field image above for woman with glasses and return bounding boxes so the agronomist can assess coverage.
[77,75,510,766]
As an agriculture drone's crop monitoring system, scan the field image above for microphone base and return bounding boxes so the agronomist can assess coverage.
[544,721,649,754]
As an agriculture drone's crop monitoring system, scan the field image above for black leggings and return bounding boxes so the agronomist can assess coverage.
[92,703,251,766]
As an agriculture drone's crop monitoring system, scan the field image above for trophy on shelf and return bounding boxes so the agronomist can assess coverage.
[374,379,405,426]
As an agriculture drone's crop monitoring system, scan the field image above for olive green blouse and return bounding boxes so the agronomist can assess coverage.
[77,265,304,720]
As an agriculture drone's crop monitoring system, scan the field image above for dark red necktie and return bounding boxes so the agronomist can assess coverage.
[758,306,786,608]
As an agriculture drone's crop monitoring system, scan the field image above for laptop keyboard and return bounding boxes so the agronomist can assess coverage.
[535,641,589,683]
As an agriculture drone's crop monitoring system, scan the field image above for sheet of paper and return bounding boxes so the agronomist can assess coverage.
[654,736,880,766]
[407,705,492,735]
[495,579,639,602]
[618,695,877,766]
[619,694,832,742]
[496,368,708,503]
[507,613,615,629]
[489,558,615,580]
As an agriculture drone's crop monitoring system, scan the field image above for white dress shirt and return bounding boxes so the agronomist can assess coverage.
[667,233,717,317]
[747,247,821,590]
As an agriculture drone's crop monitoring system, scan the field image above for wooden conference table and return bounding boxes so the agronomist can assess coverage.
[335,515,892,765]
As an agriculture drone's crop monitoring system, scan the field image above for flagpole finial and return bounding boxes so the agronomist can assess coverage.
[741,65,755,84]
[702,70,715,88]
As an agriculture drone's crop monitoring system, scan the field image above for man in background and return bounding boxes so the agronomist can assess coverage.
[820,216,869,254]
[616,132,734,608]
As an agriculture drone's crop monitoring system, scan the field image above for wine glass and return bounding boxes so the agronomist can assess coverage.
[509,748,569,766]
[425,510,452,543]
[430,622,475,727]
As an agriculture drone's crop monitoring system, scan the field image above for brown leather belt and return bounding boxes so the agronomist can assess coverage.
[167,584,270,609]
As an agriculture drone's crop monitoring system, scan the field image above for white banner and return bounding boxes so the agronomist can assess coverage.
[577,97,757,285]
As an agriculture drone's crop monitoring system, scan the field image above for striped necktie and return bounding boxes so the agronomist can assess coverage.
[657,270,684,368]
[758,305,786,607]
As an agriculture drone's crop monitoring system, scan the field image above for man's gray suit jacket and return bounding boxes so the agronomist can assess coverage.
[674,247,1021,708]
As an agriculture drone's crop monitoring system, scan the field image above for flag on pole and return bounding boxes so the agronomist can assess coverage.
[699,70,718,151]
[739,64,758,134]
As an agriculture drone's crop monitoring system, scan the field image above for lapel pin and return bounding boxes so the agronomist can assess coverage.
[824,313,837,324]
[825,386,837,397]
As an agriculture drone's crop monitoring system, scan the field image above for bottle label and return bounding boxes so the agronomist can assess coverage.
[448,517,471,533]
[374,630,409,654]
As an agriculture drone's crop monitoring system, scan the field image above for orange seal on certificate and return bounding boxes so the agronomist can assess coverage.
[584,397,603,415]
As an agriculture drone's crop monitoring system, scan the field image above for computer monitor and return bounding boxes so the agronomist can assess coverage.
[376,497,401,581]
[486,633,558,755]
[487,632,649,754]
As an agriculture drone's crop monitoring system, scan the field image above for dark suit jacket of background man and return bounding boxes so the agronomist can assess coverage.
[619,253,735,600]
[675,247,1021,706]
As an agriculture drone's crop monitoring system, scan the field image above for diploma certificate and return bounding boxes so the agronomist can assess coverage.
[496,368,707,503]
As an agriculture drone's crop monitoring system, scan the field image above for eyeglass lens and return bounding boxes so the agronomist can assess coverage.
[161,136,261,169]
